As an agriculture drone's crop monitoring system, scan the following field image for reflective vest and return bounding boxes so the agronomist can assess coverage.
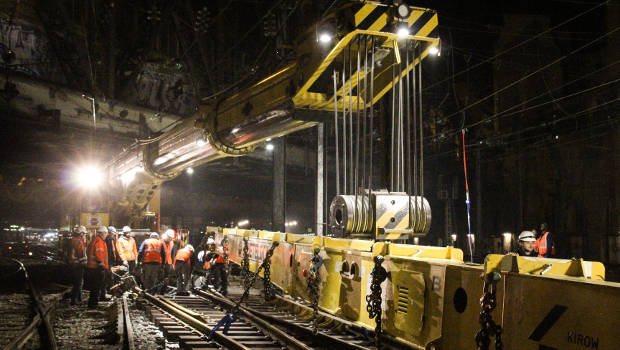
[69,236,86,265]
[117,236,137,261]
[87,235,108,269]
[162,240,173,264]
[174,248,192,269]
[214,246,229,264]
[143,238,162,263]
[536,231,555,257]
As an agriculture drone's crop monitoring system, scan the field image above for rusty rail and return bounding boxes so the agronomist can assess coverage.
[3,259,59,350]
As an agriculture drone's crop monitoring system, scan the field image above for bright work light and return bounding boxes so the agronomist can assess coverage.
[75,165,102,189]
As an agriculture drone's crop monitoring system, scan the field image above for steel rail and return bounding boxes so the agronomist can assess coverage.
[271,294,424,350]
[140,290,251,350]
[119,295,136,350]
[192,289,313,350]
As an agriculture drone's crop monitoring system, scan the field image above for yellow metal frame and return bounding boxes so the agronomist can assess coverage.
[484,254,606,280]
[293,29,440,111]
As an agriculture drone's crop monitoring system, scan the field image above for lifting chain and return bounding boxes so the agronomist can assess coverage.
[307,247,324,335]
[263,245,274,301]
[242,236,250,276]
[366,255,387,349]
[475,272,503,350]
[235,241,278,306]
[210,241,279,340]
[241,237,252,290]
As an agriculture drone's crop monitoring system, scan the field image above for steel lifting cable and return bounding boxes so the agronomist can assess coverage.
[361,35,368,206]
[405,41,414,229]
[342,48,348,195]
[398,47,408,192]
[412,42,419,230]
[333,69,340,196]
[405,41,412,195]
[396,49,402,192]
[348,44,354,195]
[418,43,426,231]
[391,50,396,192]
[368,36,375,194]
[462,130,474,263]
[355,35,361,227]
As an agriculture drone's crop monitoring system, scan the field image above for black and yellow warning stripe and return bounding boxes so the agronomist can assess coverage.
[292,2,439,111]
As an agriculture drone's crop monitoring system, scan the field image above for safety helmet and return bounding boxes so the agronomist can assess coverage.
[78,225,87,234]
[165,229,175,239]
[150,232,159,239]
[518,231,536,242]
[108,226,117,233]
[122,226,131,233]
[97,226,108,233]
[185,244,194,252]
[207,238,215,245]
[161,233,169,240]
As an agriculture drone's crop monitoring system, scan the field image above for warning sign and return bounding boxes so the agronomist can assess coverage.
[80,212,109,229]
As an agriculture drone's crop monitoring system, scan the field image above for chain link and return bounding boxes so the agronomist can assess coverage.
[475,272,503,350]
[307,247,323,335]
[241,237,250,289]
[263,247,273,301]
[234,241,279,314]
[366,255,387,349]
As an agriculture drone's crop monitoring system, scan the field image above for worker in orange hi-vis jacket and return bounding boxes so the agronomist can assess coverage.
[161,230,177,286]
[138,232,166,290]
[174,244,194,296]
[86,226,108,309]
[117,226,138,274]
[69,225,87,306]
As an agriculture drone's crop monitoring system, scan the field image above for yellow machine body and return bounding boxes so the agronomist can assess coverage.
[215,227,617,349]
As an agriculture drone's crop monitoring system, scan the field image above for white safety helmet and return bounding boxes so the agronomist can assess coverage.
[97,226,108,233]
[150,232,159,239]
[207,238,215,245]
[165,229,176,239]
[518,231,536,242]
[185,244,194,252]
[108,226,117,233]
[161,233,169,240]
[78,225,87,234]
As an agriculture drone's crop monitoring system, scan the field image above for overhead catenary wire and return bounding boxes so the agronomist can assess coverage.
[428,61,620,142]
[424,0,610,91]
[440,26,620,122]
[426,97,620,161]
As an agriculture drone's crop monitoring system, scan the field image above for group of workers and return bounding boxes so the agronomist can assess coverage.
[68,225,141,308]
[516,223,555,257]
[67,225,229,308]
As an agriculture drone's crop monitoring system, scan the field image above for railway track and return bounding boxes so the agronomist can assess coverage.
[139,281,382,350]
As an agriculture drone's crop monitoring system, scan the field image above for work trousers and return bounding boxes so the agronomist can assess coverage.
[127,260,136,274]
[143,263,160,290]
[213,263,228,296]
[87,268,104,308]
[175,261,191,293]
[70,264,84,304]
[162,263,173,284]
[100,268,112,299]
